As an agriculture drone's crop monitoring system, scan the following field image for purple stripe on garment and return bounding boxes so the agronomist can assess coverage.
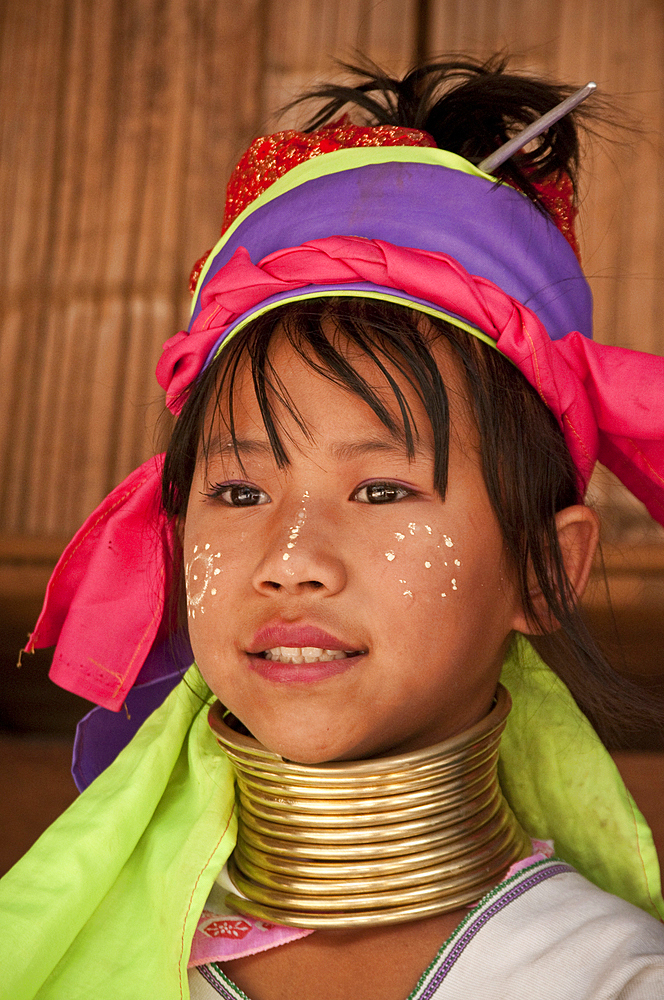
[419,862,574,998]
[191,163,591,342]
[71,632,193,791]
[198,963,239,999]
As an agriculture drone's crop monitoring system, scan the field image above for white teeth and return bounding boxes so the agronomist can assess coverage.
[262,646,351,664]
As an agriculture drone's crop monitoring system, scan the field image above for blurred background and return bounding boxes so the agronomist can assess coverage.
[1,0,663,875]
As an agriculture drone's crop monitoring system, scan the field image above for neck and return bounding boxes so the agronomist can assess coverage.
[208,685,531,929]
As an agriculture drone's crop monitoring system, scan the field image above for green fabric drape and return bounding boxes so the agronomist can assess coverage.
[0,638,660,999]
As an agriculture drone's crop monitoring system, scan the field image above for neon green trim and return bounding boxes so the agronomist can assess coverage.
[210,289,497,363]
[190,146,501,314]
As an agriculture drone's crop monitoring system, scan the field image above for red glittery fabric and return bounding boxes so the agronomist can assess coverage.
[222,121,438,232]
[525,170,580,262]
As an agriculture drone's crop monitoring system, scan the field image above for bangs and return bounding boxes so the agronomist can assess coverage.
[163,298,455,517]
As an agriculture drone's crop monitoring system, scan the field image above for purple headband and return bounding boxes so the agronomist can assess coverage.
[189,149,592,347]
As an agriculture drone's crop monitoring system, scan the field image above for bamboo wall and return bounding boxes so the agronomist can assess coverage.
[1,0,664,541]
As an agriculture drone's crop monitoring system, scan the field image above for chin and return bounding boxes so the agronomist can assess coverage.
[258,734,348,765]
[242,720,362,764]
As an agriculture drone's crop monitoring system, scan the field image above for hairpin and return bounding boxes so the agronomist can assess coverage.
[478,81,597,174]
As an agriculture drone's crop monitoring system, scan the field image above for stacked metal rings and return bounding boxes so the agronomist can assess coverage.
[208,685,531,928]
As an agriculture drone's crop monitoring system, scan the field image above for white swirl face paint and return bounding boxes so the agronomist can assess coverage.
[186,544,223,618]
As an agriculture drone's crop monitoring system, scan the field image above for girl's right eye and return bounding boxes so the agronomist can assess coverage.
[206,483,271,507]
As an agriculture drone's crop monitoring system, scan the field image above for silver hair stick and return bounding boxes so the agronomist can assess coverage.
[477,81,597,174]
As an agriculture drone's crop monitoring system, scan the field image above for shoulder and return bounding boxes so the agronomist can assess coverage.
[422,860,664,1000]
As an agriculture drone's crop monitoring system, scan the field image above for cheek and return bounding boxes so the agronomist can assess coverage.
[376,521,464,604]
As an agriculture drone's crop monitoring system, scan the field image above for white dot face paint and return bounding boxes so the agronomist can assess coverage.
[378,519,463,606]
[380,522,462,608]
[282,495,309,560]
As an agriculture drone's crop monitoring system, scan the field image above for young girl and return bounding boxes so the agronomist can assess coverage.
[2,57,664,999]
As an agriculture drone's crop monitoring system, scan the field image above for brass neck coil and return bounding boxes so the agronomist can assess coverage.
[208,685,531,929]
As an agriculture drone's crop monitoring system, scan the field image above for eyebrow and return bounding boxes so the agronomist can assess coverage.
[209,434,433,461]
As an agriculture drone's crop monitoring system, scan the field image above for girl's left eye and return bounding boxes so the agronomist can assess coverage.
[207,483,271,507]
[353,482,414,504]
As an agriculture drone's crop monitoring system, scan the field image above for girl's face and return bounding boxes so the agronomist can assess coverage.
[184,329,525,763]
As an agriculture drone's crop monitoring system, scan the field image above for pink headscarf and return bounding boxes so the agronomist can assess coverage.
[27,235,664,710]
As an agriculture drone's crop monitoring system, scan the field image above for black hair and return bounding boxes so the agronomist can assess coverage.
[288,54,593,213]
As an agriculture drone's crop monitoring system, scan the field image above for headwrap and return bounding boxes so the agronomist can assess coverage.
[26,124,664,715]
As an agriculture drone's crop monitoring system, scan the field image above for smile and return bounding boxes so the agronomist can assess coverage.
[261,646,359,663]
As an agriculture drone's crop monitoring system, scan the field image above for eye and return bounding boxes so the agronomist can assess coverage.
[206,482,271,507]
[353,481,414,504]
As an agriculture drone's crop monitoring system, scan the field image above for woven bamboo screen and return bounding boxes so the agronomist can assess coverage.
[1,0,663,541]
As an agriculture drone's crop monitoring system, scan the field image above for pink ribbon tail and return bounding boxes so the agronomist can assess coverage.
[26,455,175,711]
[555,332,664,528]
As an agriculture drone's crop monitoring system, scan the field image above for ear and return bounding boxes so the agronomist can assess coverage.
[509,504,600,635]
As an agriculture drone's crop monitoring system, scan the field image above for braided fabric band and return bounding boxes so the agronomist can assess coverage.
[208,685,531,928]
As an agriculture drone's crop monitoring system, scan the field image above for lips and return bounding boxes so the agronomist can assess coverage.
[245,622,366,683]
[247,623,364,656]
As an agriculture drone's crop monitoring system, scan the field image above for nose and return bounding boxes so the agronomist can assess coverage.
[252,516,347,597]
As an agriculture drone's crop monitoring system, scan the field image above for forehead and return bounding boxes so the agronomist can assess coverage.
[211,315,473,443]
